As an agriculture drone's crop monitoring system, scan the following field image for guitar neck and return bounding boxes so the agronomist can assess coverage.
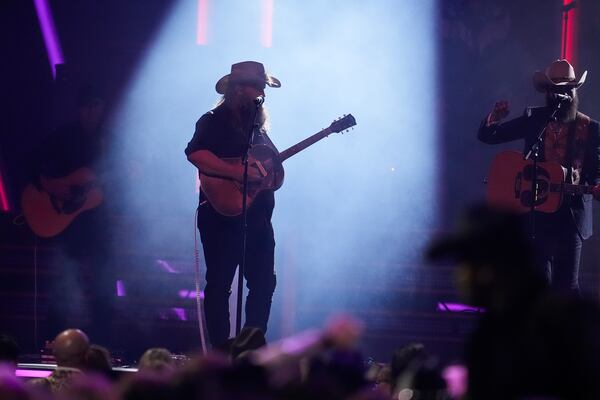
[279,127,334,162]
[550,182,594,195]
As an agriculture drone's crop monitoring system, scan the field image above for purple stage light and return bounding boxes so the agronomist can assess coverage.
[437,302,484,313]
[33,0,65,79]
[178,289,204,299]
[172,307,187,321]
[116,280,126,297]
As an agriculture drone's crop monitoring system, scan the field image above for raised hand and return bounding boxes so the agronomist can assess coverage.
[489,100,510,124]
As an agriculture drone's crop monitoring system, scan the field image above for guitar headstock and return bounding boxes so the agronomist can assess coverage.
[328,114,357,134]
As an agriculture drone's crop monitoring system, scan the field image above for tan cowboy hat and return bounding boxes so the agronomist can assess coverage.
[215,61,281,94]
[533,59,587,92]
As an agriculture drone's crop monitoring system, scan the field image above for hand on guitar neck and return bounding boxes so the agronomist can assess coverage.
[40,170,102,202]
[192,114,357,216]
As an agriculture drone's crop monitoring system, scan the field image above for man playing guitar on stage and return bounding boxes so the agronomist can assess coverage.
[478,59,600,294]
[32,85,116,347]
[185,61,280,348]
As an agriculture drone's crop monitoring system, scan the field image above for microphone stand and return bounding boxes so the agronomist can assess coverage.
[524,101,564,240]
[236,97,263,336]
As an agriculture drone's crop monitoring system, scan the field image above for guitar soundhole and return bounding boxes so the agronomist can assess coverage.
[521,187,548,207]
[52,188,86,215]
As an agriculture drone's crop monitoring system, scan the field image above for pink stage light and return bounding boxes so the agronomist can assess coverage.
[561,0,578,65]
[178,289,204,299]
[260,0,274,48]
[172,307,187,321]
[196,0,209,45]
[0,169,9,212]
[16,369,52,378]
[33,0,64,79]
[442,364,468,399]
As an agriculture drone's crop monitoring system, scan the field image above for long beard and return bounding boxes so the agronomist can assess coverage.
[229,101,269,133]
[546,93,579,123]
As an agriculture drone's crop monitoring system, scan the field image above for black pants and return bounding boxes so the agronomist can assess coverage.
[531,208,582,293]
[46,207,115,346]
[198,202,276,348]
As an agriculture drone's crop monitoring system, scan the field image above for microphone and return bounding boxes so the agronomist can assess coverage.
[254,96,265,106]
[552,93,573,104]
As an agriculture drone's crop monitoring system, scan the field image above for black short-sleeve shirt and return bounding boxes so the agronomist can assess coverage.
[185,105,275,221]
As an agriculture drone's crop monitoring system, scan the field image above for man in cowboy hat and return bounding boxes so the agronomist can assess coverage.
[477,59,600,295]
[185,61,280,348]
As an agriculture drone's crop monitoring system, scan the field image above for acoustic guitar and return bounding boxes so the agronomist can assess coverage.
[486,150,597,213]
[21,167,103,237]
[200,114,356,216]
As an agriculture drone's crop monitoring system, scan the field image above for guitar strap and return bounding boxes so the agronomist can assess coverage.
[564,119,577,185]
[254,128,280,155]
[564,113,591,185]
[564,114,590,240]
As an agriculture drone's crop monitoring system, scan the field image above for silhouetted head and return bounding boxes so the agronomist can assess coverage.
[138,348,174,374]
[85,344,113,379]
[427,205,545,310]
[534,59,585,123]
[120,371,174,400]
[76,84,105,134]
[0,335,19,371]
[53,329,90,369]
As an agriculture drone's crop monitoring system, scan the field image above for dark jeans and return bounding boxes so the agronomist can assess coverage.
[531,208,582,293]
[46,207,115,346]
[198,202,276,348]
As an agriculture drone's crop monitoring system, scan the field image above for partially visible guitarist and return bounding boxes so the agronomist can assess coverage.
[185,61,280,348]
[478,59,600,294]
[34,85,115,347]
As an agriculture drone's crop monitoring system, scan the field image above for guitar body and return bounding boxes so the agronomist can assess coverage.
[487,151,565,213]
[200,144,285,216]
[21,168,103,238]
[198,114,356,216]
